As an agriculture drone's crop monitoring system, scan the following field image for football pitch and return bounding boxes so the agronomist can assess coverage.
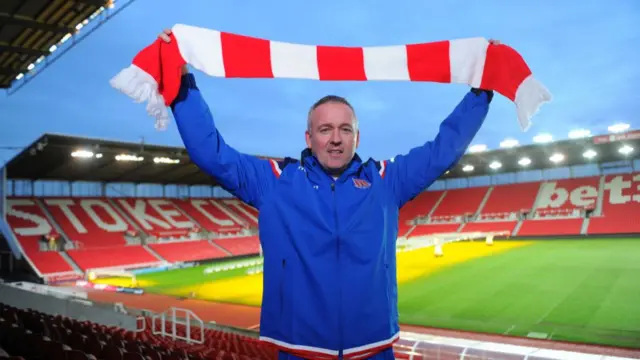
[98,238,640,349]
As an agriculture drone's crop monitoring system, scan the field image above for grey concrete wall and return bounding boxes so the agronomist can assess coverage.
[0,282,138,331]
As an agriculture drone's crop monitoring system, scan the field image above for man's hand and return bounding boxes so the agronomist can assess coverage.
[159,29,188,75]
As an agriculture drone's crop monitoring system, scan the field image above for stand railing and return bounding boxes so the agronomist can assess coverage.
[151,307,204,344]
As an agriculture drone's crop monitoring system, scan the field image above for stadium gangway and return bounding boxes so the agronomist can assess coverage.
[151,306,205,344]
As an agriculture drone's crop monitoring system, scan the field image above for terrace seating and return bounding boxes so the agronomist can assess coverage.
[0,302,278,360]
[5,197,74,275]
[517,218,584,236]
[149,240,228,263]
[479,182,540,215]
[172,199,246,235]
[430,187,489,218]
[212,237,261,256]
[534,176,600,213]
[410,223,460,237]
[398,190,444,227]
[66,246,161,271]
[4,172,636,284]
[114,198,195,239]
[587,172,640,235]
[461,221,517,234]
[41,197,132,248]
[217,199,259,228]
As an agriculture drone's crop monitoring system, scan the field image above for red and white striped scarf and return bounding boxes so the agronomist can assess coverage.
[110,24,551,131]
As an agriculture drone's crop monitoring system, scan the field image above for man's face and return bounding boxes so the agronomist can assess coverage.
[305,101,359,175]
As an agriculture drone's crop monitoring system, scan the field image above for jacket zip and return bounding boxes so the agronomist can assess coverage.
[331,181,343,358]
[281,258,286,315]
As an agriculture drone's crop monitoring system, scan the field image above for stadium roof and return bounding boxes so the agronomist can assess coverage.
[2,133,284,186]
[0,0,112,89]
[3,131,639,185]
[441,130,640,179]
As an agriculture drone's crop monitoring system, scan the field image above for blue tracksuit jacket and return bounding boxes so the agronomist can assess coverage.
[172,74,491,360]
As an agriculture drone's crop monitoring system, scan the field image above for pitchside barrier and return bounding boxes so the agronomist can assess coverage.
[137,306,639,360]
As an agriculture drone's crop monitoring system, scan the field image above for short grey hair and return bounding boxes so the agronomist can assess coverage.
[307,95,358,132]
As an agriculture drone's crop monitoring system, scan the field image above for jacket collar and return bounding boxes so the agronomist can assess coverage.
[300,148,363,183]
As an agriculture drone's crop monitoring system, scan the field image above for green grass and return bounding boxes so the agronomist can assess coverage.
[131,238,640,349]
[134,257,261,295]
[398,239,640,348]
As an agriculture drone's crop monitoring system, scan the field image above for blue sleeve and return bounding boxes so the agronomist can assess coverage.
[170,74,278,208]
[383,90,491,208]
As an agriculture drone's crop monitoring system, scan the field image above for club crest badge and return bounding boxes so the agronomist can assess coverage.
[352,178,371,189]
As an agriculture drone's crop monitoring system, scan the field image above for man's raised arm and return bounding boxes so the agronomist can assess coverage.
[171,73,279,208]
[381,89,493,208]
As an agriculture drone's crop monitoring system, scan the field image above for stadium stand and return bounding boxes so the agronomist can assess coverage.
[0,302,279,360]
[172,199,246,235]
[1,131,638,359]
[149,241,228,263]
[517,176,600,236]
[587,172,640,235]
[41,197,133,248]
[430,186,489,219]
[5,173,640,277]
[5,171,640,278]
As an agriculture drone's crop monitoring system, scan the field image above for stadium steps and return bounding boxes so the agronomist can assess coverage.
[106,198,148,238]
[34,198,73,248]
[595,175,606,216]
[427,190,447,218]
[59,251,83,274]
[220,199,258,227]
[208,239,233,256]
[580,217,590,235]
[170,199,206,231]
[528,183,545,217]
[473,186,494,217]
[512,218,524,236]
[143,244,169,262]
[210,199,252,229]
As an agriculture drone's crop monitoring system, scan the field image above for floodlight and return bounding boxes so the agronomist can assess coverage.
[468,144,487,153]
[549,153,565,163]
[115,154,143,162]
[619,145,634,155]
[489,161,502,170]
[500,138,519,148]
[582,149,597,159]
[71,150,94,158]
[608,123,630,133]
[533,133,553,143]
[518,157,531,166]
[568,129,591,139]
[462,164,474,172]
[154,157,180,164]
[95,153,103,159]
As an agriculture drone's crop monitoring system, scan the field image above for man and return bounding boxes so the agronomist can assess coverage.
[160,30,495,360]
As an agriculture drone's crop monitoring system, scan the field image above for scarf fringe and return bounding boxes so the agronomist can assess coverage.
[110,64,170,130]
